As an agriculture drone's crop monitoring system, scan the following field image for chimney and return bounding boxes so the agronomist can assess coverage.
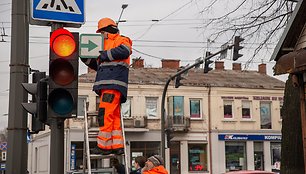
[215,61,224,70]
[232,63,241,71]
[132,58,144,68]
[258,63,266,74]
[161,59,180,69]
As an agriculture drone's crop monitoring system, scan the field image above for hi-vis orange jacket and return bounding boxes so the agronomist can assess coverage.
[82,32,132,103]
[142,166,169,174]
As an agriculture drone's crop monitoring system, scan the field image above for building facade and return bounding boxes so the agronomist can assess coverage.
[28,60,284,174]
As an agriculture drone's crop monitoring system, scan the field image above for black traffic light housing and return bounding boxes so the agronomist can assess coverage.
[48,28,79,118]
[233,36,244,61]
[204,51,213,73]
[21,72,47,134]
[175,75,183,88]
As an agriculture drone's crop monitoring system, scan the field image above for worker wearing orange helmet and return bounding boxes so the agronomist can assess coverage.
[81,17,132,155]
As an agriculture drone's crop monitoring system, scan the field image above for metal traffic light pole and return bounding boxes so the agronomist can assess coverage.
[50,23,65,174]
[160,44,235,161]
[7,0,29,173]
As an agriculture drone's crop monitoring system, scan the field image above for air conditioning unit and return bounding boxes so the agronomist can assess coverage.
[133,118,145,128]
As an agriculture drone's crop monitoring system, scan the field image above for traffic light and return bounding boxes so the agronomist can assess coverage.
[22,72,47,133]
[204,51,213,73]
[48,28,79,118]
[175,75,183,88]
[166,128,174,147]
[233,36,244,61]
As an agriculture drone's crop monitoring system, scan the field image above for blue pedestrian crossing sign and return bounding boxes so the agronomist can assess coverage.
[31,0,85,24]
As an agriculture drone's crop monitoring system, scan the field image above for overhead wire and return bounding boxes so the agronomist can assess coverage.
[135,0,194,39]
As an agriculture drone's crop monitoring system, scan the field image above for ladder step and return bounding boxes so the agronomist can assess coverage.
[90,153,124,159]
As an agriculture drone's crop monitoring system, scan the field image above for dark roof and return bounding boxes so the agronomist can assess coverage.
[271,0,306,61]
[79,68,285,90]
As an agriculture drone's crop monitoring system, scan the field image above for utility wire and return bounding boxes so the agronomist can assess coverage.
[136,0,194,39]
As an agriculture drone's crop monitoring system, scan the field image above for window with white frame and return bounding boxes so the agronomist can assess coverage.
[190,99,201,119]
[121,97,132,118]
[242,100,251,119]
[279,100,283,120]
[224,100,233,119]
[260,101,272,129]
[77,96,87,118]
[146,97,158,118]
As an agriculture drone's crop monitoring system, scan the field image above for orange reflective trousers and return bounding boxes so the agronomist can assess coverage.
[97,89,124,150]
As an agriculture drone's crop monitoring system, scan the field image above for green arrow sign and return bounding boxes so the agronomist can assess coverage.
[79,34,104,58]
[81,40,98,52]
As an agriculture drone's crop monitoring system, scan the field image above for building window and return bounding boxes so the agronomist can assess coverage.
[146,97,158,118]
[96,96,100,111]
[254,142,264,170]
[271,142,281,172]
[130,141,160,169]
[242,100,251,119]
[77,96,87,118]
[279,101,283,120]
[188,144,208,172]
[224,100,233,119]
[121,97,131,118]
[260,102,272,129]
[190,99,201,119]
[225,142,247,172]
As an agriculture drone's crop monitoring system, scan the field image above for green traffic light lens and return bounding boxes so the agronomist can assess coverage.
[49,58,75,86]
[48,88,73,115]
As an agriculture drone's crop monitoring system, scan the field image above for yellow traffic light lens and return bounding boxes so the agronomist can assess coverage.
[52,35,76,57]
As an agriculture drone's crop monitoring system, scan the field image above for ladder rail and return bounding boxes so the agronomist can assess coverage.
[120,115,129,174]
[84,101,92,174]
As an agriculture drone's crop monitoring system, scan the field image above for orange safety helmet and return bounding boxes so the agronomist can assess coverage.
[96,18,117,33]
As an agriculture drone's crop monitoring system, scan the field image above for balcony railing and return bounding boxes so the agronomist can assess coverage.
[167,116,190,132]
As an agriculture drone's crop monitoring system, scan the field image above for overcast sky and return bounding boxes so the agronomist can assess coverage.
[0,0,289,129]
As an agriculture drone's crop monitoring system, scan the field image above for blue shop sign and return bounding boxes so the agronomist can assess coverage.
[219,134,281,141]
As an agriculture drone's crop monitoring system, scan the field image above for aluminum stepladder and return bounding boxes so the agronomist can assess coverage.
[83,101,129,174]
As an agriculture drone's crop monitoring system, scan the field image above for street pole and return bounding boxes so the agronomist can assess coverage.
[160,44,234,162]
[50,23,66,174]
[7,0,29,173]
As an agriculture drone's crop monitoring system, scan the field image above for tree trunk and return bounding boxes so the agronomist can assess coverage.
[281,74,305,173]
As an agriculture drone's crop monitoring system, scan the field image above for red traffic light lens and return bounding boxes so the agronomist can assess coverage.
[50,28,76,57]
[49,58,75,86]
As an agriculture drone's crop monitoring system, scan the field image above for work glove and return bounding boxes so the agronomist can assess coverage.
[98,50,110,62]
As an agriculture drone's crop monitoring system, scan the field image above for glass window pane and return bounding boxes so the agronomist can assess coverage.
[188,144,208,172]
[173,96,184,116]
[225,142,247,172]
[260,102,272,129]
[121,97,131,118]
[96,96,100,111]
[146,97,158,118]
[190,99,201,119]
[271,143,281,172]
[242,101,251,119]
[224,100,233,118]
[77,96,87,118]
[254,142,264,170]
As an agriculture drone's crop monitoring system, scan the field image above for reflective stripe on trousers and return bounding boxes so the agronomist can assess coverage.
[97,89,124,150]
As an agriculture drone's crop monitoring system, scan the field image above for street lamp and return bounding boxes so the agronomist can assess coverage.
[117,4,128,25]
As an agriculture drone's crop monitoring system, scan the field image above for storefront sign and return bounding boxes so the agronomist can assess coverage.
[219,134,281,141]
[221,96,283,101]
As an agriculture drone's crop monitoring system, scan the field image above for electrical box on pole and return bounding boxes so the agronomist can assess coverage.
[21,72,47,133]
[48,28,79,118]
